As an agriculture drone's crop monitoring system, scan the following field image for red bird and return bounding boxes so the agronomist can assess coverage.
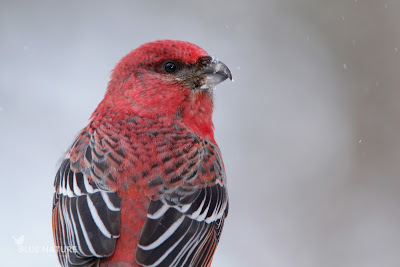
[52,40,231,267]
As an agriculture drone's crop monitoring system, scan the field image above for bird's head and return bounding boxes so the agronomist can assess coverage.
[99,40,232,140]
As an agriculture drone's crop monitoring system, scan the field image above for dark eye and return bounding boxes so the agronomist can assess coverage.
[164,62,177,73]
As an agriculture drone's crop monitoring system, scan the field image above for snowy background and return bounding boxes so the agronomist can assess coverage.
[2,1,400,266]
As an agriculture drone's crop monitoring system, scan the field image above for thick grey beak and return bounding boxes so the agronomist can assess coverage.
[196,56,232,90]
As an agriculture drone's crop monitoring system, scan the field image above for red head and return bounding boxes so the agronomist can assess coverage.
[95,40,232,141]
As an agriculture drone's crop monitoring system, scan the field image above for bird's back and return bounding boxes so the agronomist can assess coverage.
[53,113,228,267]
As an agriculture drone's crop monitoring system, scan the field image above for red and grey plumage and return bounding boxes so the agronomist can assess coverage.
[52,40,231,267]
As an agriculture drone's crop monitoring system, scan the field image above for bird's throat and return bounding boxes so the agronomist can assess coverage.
[181,91,215,143]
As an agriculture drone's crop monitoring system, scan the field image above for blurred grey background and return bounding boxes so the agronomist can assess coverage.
[1,1,400,266]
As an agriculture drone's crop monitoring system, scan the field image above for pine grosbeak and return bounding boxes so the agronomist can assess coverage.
[52,40,231,267]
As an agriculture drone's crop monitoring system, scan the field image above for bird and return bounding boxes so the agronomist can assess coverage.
[52,40,231,267]
[12,235,24,246]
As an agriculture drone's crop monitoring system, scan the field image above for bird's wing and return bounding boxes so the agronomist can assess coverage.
[52,130,122,267]
[136,135,229,267]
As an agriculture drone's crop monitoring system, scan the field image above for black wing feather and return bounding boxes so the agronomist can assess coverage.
[52,157,122,266]
[136,184,228,267]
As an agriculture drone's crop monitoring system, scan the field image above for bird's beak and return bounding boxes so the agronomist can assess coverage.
[194,56,232,90]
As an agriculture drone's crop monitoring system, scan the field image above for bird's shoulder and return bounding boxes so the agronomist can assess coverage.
[76,114,226,196]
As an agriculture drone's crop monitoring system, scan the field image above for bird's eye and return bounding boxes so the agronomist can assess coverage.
[164,62,177,73]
